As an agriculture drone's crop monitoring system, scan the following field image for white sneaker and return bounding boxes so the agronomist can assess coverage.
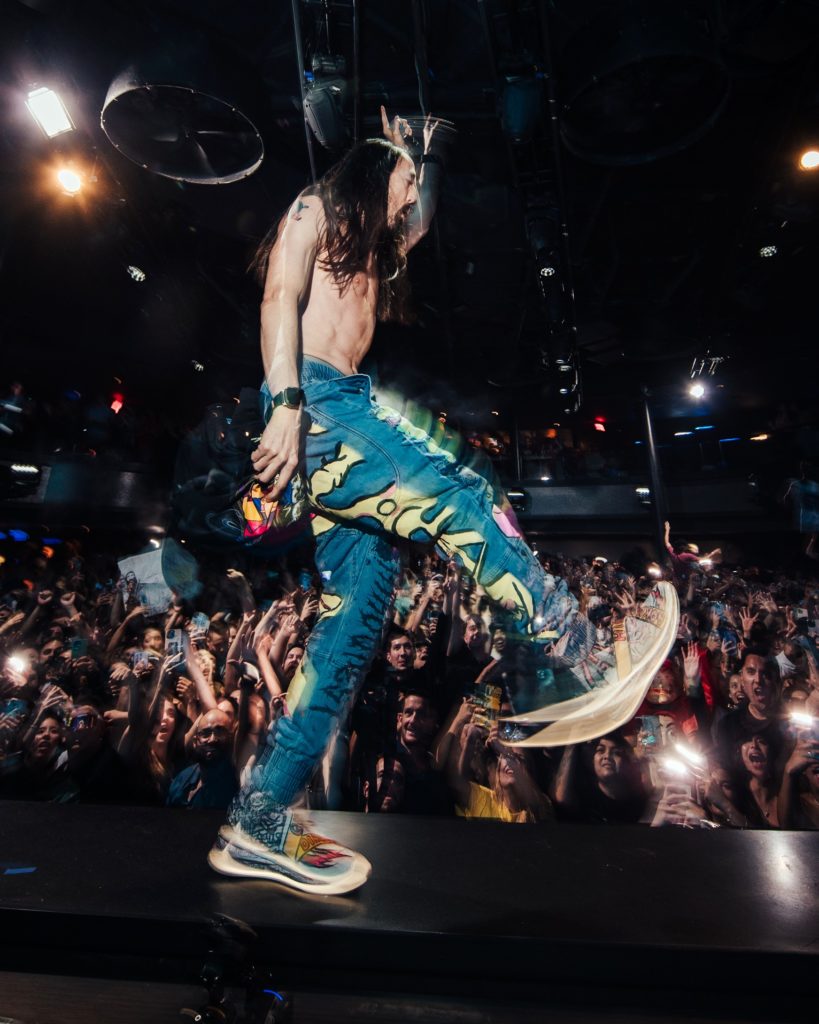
[208,807,371,896]
[502,581,679,746]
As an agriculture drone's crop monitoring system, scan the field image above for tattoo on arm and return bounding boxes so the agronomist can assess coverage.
[293,199,310,221]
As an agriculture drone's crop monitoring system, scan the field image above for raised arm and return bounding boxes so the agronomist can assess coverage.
[251,197,322,498]
[380,106,443,251]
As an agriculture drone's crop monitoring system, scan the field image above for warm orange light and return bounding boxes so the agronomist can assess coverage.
[57,167,82,194]
[799,149,819,171]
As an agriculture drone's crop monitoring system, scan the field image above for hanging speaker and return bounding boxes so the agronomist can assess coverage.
[559,2,730,166]
[101,35,265,184]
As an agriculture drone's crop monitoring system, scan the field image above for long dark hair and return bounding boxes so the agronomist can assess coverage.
[251,139,414,324]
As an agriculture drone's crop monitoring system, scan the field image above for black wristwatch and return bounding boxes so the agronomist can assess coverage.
[270,387,305,410]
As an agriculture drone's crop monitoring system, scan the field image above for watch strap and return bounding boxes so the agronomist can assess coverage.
[270,387,305,410]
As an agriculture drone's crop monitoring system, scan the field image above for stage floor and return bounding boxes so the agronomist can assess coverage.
[1,802,816,1021]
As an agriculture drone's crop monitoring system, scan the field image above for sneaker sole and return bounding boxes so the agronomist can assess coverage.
[503,581,677,724]
[211,824,372,894]
[207,844,371,895]
[502,582,679,745]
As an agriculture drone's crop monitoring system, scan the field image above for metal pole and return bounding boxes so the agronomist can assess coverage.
[290,0,317,183]
[352,0,361,143]
[641,386,667,561]
[513,416,524,482]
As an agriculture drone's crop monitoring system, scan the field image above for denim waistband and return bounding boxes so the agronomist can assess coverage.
[300,357,346,385]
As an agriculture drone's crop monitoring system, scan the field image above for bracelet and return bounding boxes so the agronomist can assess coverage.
[420,153,443,167]
[270,387,304,410]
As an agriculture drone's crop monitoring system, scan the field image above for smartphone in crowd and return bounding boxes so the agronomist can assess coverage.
[130,650,151,670]
[191,612,210,634]
[70,637,88,659]
[166,628,184,657]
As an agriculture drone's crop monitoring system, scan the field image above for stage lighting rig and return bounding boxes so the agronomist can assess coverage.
[56,167,82,195]
[303,53,349,151]
[26,86,74,138]
[688,350,727,399]
[798,149,819,171]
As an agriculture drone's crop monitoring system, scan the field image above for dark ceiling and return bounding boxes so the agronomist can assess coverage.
[1,0,818,433]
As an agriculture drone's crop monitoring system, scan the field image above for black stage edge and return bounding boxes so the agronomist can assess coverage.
[1,803,817,1021]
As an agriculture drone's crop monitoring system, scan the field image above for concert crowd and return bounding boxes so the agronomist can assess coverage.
[1,530,817,830]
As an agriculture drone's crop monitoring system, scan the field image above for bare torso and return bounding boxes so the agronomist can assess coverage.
[264,215,379,376]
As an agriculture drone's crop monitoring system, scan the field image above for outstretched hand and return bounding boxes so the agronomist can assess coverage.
[381,105,412,149]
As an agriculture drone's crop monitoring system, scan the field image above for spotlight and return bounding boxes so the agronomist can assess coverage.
[689,382,706,399]
[540,265,556,277]
[126,265,146,283]
[647,562,663,578]
[798,149,819,171]
[26,87,74,138]
[750,433,769,442]
[758,245,777,258]
[57,168,82,195]
[11,464,39,475]
[674,431,693,437]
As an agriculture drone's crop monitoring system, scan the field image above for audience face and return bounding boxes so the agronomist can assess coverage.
[496,750,525,791]
[491,628,507,656]
[192,709,232,764]
[152,698,177,744]
[39,639,63,666]
[282,645,304,680]
[196,649,216,685]
[397,695,436,750]
[710,765,738,805]
[413,642,430,670]
[739,735,773,782]
[386,635,414,673]
[463,616,486,653]
[28,715,62,765]
[592,737,627,783]
[728,674,744,707]
[364,756,406,812]
[646,665,682,705]
[207,627,228,654]
[142,628,164,654]
[740,655,777,716]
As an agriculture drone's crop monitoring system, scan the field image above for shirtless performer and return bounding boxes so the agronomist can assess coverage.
[207,109,678,895]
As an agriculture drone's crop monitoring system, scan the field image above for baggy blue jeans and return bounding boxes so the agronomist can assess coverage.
[244,359,577,806]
